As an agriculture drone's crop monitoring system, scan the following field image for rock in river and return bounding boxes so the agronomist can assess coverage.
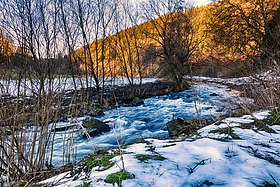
[123,97,144,107]
[81,117,110,137]
[210,93,219,97]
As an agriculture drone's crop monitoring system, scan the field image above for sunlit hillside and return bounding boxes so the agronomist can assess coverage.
[74,6,210,78]
[75,0,279,78]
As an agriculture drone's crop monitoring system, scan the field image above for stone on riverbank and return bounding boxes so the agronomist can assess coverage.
[166,118,207,137]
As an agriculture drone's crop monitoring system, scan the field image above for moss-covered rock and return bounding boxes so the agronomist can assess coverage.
[166,118,207,137]
[123,97,144,107]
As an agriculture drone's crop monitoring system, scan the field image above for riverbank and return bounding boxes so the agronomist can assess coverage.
[38,110,280,187]
[186,71,280,111]
[0,79,186,128]
[35,75,279,187]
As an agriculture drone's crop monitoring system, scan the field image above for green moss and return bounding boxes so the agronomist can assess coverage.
[209,127,232,134]
[133,97,140,102]
[230,133,241,140]
[76,182,91,187]
[178,129,186,136]
[105,170,135,186]
[135,154,166,163]
[84,151,117,171]
[135,139,146,143]
[122,145,128,149]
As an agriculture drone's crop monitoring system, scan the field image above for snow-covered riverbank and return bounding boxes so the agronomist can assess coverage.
[186,70,280,86]
[40,110,280,187]
[0,77,157,97]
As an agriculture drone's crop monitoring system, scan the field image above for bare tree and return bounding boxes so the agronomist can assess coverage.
[0,0,80,184]
[209,0,280,108]
[210,0,279,63]
[141,0,198,89]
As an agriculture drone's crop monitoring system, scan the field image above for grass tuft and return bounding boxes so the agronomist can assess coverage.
[84,151,117,171]
[209,127,241,140]
[135,154,166,163]
[135,139,146,144]
[105,170,135,186]
[267,111,280,125]
[252,121,276,133]
[76,182,91,187]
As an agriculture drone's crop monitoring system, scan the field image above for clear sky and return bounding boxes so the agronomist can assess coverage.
[191,0,212,6]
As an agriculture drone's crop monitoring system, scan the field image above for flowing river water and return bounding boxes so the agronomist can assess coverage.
[47,83,250,165]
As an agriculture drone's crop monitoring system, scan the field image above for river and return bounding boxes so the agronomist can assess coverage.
[48,83,249,165]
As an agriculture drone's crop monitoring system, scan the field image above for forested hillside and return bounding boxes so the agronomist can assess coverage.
[75,0,280,79]
[1,0,279,90]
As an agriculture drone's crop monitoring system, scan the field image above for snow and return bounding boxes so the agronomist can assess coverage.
[39,110,280,187]
[198,110,271,137]
[186,70,280,86]
[0,77,157,97]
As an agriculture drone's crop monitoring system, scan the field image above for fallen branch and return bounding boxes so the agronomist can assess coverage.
[188,158,211,174]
